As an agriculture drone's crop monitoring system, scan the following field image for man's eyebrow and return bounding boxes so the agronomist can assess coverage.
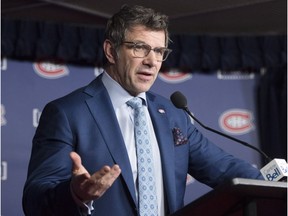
[128,40,166,48]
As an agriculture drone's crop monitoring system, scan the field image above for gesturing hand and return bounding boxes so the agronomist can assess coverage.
[70,152,121,203]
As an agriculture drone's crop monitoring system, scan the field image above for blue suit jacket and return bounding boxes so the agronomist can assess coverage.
[23,75,263,215]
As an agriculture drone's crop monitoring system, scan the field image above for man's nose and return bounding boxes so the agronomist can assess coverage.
[142,50,159,67]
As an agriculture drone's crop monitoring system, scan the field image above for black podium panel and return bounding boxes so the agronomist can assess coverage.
[172,178,287,216]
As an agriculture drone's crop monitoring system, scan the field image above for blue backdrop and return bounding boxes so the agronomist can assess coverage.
[1,58,262,215]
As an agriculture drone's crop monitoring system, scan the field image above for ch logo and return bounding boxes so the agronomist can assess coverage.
[33,61,69,79]
[158,70,192,83]
[219,109,254,135]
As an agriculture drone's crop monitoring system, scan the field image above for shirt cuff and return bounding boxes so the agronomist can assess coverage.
[70,182,94,215]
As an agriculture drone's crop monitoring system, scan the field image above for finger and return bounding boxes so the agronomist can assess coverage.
[70,152,87,175]
[110,164,121,178]
[78,165,121,200]
[94,165,117,179]
[93,164,121,185]
[98,166,112,176]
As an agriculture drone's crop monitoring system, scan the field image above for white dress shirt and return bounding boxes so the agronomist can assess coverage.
[102,71,165,216]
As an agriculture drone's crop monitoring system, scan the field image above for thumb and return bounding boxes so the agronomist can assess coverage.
[70,151,87,175]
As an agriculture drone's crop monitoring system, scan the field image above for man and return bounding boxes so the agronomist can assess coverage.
[22,5,263,216]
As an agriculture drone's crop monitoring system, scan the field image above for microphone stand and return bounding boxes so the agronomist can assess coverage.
[183,106,272,164]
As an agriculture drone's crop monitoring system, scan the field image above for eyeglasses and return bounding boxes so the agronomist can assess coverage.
[122,41,172,62]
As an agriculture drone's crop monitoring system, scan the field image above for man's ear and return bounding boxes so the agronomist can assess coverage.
[103,39,116,64]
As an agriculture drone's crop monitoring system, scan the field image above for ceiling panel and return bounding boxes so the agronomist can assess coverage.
[2,0,287,34]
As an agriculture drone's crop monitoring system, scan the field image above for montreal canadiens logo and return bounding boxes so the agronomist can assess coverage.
[33,61,69,79]
[158,70,192,83]
[219,109,254,135]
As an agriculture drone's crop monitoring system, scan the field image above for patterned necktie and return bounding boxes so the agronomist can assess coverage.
[127,97,158,216]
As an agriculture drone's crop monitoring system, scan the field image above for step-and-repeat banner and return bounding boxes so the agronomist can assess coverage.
[1,58,262,215]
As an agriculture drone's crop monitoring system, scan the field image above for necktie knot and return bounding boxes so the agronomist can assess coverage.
[127,97,143,110]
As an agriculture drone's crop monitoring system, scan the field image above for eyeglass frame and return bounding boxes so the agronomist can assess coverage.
[122,41,172,62]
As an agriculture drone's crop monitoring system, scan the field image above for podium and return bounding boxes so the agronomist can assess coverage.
[171,178,287,216]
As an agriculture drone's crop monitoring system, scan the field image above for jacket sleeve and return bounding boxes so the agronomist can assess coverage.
[22,102,85,216]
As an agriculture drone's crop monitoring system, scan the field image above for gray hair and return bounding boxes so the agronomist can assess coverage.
[104,5,170,49]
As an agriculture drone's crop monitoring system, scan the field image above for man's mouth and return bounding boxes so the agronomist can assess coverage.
[137,71,153,81]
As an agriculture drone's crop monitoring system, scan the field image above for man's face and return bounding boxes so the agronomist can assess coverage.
[107,25,166,96]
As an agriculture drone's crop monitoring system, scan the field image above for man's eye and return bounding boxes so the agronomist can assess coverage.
[134,44,147,50]
[154,48,164,55]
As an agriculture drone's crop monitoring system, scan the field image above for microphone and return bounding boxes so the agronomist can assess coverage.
[170,91,288,182]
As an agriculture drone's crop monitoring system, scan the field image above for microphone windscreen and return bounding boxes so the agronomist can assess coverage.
[170,91,187,109]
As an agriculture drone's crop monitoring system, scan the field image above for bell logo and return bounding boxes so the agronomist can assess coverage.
[158,69,192,84]
[33,61,69,79]
[219,109,254,135]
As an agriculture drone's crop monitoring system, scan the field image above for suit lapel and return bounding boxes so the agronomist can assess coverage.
[147,94,177,213]
[84,77,137,205]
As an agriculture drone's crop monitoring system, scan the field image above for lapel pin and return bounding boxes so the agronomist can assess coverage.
[158,108,165,114]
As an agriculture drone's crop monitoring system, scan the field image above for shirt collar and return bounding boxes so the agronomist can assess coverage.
[102,71,147,109]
